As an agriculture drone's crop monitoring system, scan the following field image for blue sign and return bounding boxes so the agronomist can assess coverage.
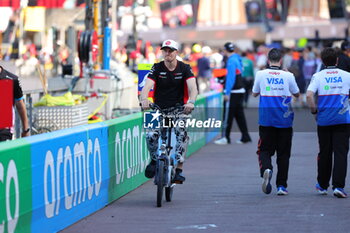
[143,111,161,129]
[204,91,222,143]
[138,64,153,92]
[28,123,109,233]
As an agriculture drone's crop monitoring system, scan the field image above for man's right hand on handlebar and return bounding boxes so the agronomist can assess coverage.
[140,98,152,110]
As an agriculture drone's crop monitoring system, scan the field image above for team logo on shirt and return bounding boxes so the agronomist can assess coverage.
[325,77,342,83]
[267,78,284,85]
[326,71,338,74]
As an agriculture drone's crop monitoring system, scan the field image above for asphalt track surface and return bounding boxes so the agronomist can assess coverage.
[62,129,350,233]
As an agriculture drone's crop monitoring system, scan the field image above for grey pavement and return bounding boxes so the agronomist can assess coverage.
[61,131,350,233]
[3,59,348,232]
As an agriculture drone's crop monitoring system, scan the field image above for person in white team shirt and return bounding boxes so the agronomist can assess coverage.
[252,48,300,195]
[306,47,350,198]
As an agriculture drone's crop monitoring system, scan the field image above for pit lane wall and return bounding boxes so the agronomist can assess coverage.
[0,92,221,233]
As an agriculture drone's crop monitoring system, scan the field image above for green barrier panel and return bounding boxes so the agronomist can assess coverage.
[106,113,150,202]
[0,139,32,233]
[187,95,207,156]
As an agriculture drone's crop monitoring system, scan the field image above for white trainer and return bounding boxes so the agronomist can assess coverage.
[262,169,272,194]
[214,137,228,145]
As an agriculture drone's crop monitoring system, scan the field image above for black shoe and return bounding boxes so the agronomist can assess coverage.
[173,169,186,184]
[145,160,156,178]
[236,139,252,144]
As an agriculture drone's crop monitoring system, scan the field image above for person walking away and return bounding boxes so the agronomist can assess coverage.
[241,52,255,107]
[0,66,30,141]
[252,48,300,195]
[256,45,268,70]
[214,42,251,145]
[290,49,306,107]
[337,40,350,72]
[302,47,317,92]
[282,48,293,71]
[140,39,198,183]
[197,46,212,93]
[306,47,350,198]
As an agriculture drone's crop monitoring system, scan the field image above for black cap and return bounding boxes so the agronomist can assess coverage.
[224,42,235,52]
[341,41,350,51]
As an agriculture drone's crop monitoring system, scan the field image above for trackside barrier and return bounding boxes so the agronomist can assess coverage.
[0,92,221,233]
[28,124,110,233]
[204,91,223,143]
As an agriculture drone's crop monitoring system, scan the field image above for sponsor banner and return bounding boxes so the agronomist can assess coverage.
[137,63,153,92]
[204,91,222,143]
[27,124,109,233]
[137,64,154,100]
[0,139,32,233]
[106,113,149,202]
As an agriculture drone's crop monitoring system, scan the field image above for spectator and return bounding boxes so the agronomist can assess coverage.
[337,41,350,72]
[302,46,317,88]
[197,46,212,93]
[256,45,268,70]
[282,48,293,70]
[241,52,255,107]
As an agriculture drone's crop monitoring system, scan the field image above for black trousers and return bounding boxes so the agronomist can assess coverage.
[257,126,293,188]
[317,124,350,190]
[223,93,251,143]
[0,129,12,142]
[243,79,254,104]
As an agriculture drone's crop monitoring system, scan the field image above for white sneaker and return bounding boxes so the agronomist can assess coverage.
[214,137,228,145]
[333,188,347,198]
[277,186,288,195]
[262,169,272,194]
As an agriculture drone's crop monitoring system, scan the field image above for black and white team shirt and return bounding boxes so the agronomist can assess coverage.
[147,61,195,109]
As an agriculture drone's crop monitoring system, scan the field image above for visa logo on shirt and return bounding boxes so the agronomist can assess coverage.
[325,77,342,83]
[267,78,284,85]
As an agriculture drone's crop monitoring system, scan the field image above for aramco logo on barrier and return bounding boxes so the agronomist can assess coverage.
[114,125,149,185]
[43,138,102,218]
[0,160,19,233]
